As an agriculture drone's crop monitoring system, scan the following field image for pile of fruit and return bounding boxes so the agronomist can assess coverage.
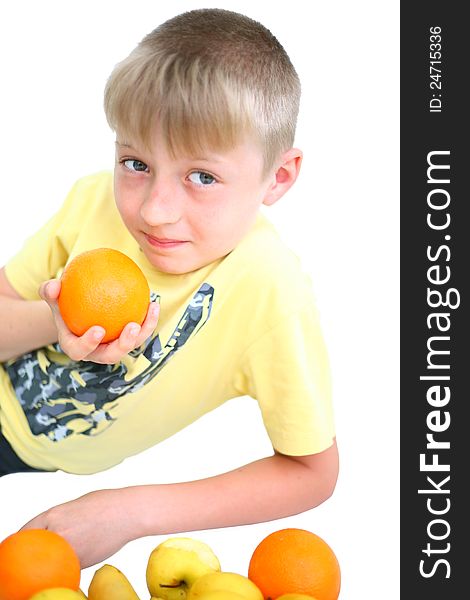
[0,528,341,600]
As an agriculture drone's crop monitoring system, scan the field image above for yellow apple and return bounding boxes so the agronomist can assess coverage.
[88,564,139,600]
[146,537,221,600]
[188,572,263,600]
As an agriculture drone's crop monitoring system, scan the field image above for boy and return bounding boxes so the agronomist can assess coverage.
[0,8,338,567]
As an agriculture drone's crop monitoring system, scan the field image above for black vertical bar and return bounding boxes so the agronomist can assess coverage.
[401,2,468,597]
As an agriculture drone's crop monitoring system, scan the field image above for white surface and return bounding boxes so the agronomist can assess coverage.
[0,1,399,598]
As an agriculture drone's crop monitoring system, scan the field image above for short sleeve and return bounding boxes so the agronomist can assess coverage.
[4,176,99,300]
[239,301,335,456]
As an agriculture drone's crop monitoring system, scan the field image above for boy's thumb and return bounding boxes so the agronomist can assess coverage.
[39,279,61,302]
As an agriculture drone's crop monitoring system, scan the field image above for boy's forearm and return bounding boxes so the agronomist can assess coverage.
[0,296,57,361]
[19,444,337,567]
[126,451,337,539]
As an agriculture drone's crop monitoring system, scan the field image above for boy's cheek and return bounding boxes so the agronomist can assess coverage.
[115,178,142,210]
[114,193,140,228]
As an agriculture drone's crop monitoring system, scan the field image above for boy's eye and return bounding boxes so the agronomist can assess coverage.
[188,171,216,186]
[122,159,149,173]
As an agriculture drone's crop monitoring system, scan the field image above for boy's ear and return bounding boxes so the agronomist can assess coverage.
[262,148,303,206]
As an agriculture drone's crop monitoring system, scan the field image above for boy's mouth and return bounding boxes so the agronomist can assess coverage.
[145,233,189,249]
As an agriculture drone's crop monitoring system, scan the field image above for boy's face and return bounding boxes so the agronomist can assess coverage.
[114,128,278,274]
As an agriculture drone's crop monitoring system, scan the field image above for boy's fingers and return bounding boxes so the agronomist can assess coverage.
[37,289,157,366]
[62,327,106,362]
[84,327,107,347]
[40,282,73,334]
[118,322,141,353]
[39,279,61,303]
[84,324,138,364]
[133,304,159,347]
[39,280,66,329]
[147,302,160,323]
[63,303,159,364]
[38,280,50,300]
[141,302,160,333]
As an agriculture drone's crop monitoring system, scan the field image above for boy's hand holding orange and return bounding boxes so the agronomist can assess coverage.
[40,248,158,364]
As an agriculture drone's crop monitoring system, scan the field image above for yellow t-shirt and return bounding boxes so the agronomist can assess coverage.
[0,172,335,474]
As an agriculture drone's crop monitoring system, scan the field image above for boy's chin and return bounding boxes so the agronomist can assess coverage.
[140,249,209,275]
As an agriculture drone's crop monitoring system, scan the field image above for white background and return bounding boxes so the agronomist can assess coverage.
[0,1,399,598]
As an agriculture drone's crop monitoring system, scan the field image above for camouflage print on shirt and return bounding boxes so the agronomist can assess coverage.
[5,283,214,441]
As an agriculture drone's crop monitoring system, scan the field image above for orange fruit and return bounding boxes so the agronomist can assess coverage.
[28,590,86,600]
[276,592,318,600]
[0,529,81,600]
[248,528,340,600]
[58,248,150,343]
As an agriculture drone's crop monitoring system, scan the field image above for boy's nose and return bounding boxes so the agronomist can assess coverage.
[140,180,182,226]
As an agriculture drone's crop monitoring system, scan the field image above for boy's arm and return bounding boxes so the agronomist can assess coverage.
[137,441,339,534]
[20,441,338,568]
[0,267,57,361]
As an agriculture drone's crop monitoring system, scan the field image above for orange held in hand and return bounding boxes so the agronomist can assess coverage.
[58,248,150,343]
[0,529,81,600]
[248,528,341,600]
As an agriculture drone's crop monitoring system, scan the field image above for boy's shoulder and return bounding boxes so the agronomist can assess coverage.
[223,213,316,318]
[54,171,114,220]
[233,213,311,279]
[58,171,121,231]
[67,170,113,202]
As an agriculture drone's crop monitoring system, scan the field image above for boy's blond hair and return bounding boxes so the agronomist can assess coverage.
[104,8,300,173]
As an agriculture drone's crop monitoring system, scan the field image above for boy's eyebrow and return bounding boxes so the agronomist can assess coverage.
[191,157,225,164]
[115,141,227,164]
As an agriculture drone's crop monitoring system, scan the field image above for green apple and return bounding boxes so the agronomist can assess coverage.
[146,537,221,600]
[187,572,263,600]
[28,590,86,600]
[88,564,139,600]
